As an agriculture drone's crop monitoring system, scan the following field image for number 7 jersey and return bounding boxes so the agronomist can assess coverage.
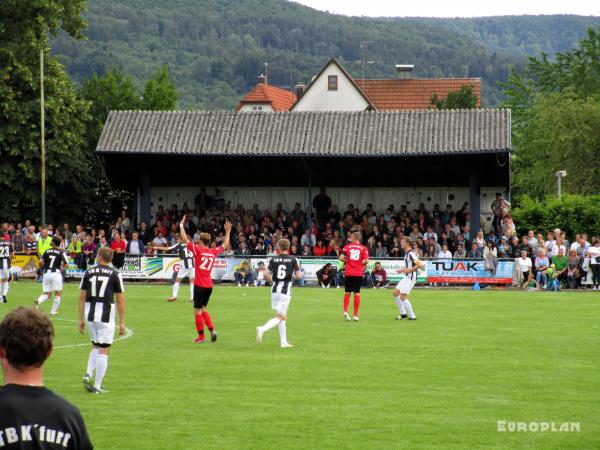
[187,242,224,288]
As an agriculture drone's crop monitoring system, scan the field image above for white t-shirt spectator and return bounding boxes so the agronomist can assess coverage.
[517,256,533,273]
[423,231,438,242]
[589,246,600,265]
[437,250,452,258]
[549,244,565,257]
[153,236,167,247]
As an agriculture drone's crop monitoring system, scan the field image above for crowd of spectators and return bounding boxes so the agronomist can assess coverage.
[1,188,599,290]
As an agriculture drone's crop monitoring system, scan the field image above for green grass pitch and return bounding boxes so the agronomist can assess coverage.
[1,282,599,449]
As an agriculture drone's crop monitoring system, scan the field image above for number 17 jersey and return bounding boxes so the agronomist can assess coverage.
[187,242,223,288]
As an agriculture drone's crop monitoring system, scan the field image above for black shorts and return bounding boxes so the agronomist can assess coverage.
[193,286,213,309]
[344,276,363,293]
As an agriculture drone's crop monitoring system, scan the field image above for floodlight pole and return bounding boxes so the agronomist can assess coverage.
[40,49,46,226]
[555,170,566,201]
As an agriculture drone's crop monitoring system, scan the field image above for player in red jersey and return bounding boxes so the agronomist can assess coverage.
[180,218,231,343]
[339,232,369,321]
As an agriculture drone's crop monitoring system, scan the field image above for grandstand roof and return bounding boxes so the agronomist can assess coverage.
[96,109,511,157]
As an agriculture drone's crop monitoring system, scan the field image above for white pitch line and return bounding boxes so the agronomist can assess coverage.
[51,318,134,349]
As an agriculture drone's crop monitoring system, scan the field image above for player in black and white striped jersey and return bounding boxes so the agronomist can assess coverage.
[78,247,126,394]
[256,239,301,348]
[155,238,195,302]
[34,236,68,315]
[392,237,424,320]
[0,239,12,303]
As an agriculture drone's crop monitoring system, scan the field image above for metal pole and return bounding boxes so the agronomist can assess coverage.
[40,49,46,226]
[557,174,561,201]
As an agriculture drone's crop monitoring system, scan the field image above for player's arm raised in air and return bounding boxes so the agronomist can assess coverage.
[179,217,189,244]
[222,220,232,250]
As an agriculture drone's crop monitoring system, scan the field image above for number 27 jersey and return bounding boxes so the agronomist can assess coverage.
[187,242,223,288]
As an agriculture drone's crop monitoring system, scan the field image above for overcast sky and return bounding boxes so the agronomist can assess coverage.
[291,0,600,18]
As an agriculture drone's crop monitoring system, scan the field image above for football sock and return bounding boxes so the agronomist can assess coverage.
[402,299,416,319]
[343,293,350,313]
[37,294,49,305]
[94,354,108,389]
[189,282,194,300]
[278,320,287,345]
[353,294,361,316]
[50,296,61,314]
[260,317,280,333]
[86,348,99,376]
[3,281,9,296]
[395,296,407,314]
[202,310,214,331]
[172,282,180,298]
[194,313,205,338]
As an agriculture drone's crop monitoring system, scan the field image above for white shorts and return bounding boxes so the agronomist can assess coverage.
[271,292,291,316]
[0,269,10,279]
[398,277,416,295]
[42,272,63,292]
[177,267,194,280]
[87,321,115,346]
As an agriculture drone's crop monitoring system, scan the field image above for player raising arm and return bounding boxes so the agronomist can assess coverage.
[180,218,231,343]
[339,232,369,321]
[79,247,126,394]
[392,237,423,320]
[154,233,196,302]
[256,239,301,348]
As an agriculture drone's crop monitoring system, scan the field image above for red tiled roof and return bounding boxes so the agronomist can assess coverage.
[358,78,481,110]
[236,83,297,112]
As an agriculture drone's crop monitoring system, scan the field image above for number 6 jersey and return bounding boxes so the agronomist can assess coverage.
[268,255,300,296]
[79,265,124,323]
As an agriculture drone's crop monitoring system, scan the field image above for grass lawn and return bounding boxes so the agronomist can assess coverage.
[1,281,599,449]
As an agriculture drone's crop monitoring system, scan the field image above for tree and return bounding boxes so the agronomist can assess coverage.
[431,84,478,109]
[511,91,600,199]
[82,69,141,149]
[141,65,178,110]
[0,0,93,223]
[503,26,600,199]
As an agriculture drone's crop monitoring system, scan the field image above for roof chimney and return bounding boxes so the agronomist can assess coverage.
[295,83,305,99]
[258,73,267,84]
[395,64,414,80]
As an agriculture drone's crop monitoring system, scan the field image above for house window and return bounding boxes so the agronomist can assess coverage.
[328,75,338,91]
[252,105,263,111]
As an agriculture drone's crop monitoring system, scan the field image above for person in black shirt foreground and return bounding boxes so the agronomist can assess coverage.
[0,307,93,449]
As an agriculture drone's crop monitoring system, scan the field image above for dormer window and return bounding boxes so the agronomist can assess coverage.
[328,75,338,91]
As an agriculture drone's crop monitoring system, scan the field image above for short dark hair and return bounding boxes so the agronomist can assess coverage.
[51,235,61,247]
[97,247,114,263]
[0,307,54,369]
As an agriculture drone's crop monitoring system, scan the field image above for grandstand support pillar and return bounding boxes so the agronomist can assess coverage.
[139,173,151,226]
[469,171,481,232]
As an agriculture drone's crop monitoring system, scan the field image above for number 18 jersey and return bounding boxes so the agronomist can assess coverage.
[187,242,223,288]
[341,243,369,277]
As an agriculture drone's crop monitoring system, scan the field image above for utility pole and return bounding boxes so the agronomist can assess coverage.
[555,170,567,201]
[40,49,46,226]
[352,41,374,89]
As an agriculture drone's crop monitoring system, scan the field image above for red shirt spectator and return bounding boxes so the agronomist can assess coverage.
[110,237,126,253]
[312,241,327,257]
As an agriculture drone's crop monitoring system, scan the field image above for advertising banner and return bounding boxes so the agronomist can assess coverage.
[426,259,513,284]
[57,254,512,285]
[10,254,40,278]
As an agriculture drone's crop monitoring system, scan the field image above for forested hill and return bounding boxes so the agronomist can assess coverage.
[50,0,599,109]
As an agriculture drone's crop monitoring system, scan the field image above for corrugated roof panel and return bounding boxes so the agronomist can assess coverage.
[96,110,511,157]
